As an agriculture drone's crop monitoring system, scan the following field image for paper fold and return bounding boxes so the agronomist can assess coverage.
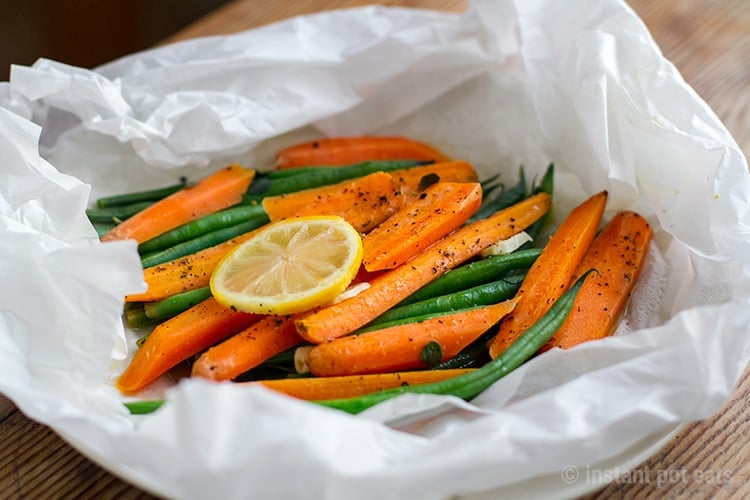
[7,6,498,169]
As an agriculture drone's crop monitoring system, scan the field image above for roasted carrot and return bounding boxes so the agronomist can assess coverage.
[127,170,401,303]
[275,136,451,169]
[121,273,590,416]
[539,210,652,351]
[262,171,403,233]
[389,161,478,201]
[295,192,551,343]
[116,297,261,393]
[487,190,608,358]
[102,165,255,244]
[305,299,517,376]
[191,315,305,381]
[125,230,259,302]
[362,182,482,271]
[252,369,475,400]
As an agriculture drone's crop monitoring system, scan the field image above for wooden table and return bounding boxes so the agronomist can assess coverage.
[1,1,748,498]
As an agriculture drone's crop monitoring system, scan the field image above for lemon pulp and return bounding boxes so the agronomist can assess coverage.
[210,216,363,315]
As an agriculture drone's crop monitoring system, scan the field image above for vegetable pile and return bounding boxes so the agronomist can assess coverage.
[90,136,653,415]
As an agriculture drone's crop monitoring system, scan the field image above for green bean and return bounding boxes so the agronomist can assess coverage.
[261,159,430,181]
[314,270,592,414]
[361,275,524,332]
[234,348,302,382]
[123,303,154,329]
[138,204,267,254]
[468,166,528,223]
[135,335,147,348]
[95,179,187,208]
[143,287,212,321]
[398,248,541,307]
[122,272,592,415]
[479,177,504,202]
[86,201,154,223]
[141,216,269,268]
[243,160,426,201]
[524,163,555,243]
[420,341,444,368]
[434,332,494,369]
[434,347,489,369]
[93,222,116,238]
[479,172,502,189]
[260,346,299,367]
[262,166,338,179]
[124,400,165,415]
[354,307,484,335]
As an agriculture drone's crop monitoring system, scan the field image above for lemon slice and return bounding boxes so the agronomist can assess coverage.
[210,216,363,315]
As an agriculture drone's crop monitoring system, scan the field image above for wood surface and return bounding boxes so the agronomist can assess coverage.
[1,0,748,498]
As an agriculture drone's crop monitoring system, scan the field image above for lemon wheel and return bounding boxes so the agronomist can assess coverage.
[210,216,363,315]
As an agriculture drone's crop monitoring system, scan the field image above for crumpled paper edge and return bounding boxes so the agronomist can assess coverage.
[5,5,499,170]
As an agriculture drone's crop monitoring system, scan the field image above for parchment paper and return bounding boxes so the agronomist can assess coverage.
[1,1,749,499]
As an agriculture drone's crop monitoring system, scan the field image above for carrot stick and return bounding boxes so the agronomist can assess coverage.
[305,299,517,376]
[127,163,475,303]
[102,165,255,243]
[191,315,305,381]
[125,230,259,302]
[389,161,478,201]
[252,369,476,401]
[539,210,653,351]
[487,190,608,358]
[275,136,451,169]
[116,297,261,393]
[362,182,482,271]
[295,192,551,343]
[262,171,403,233]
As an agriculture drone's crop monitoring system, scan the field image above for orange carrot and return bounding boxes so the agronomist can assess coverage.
[362,182,483,271]
[487,191,608,359]
[389,161,478,201]
[125,230,259,302]
[262,171,403,233]
[116,297,261,393]
[252,369,476,400]
[540,210,653,351]
[275,136,451,169]
[295,192,551,343]
[102,165,255,243]
[306,299,517,376]
[191,315,304,381]
[127,165,473,304]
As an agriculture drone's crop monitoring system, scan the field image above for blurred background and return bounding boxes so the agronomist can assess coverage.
[0,0,230,81]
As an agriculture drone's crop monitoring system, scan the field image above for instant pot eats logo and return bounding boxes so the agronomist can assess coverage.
[560,465,733,488]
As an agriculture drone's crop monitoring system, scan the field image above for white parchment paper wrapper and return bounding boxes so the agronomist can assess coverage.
[1,1,749,499]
